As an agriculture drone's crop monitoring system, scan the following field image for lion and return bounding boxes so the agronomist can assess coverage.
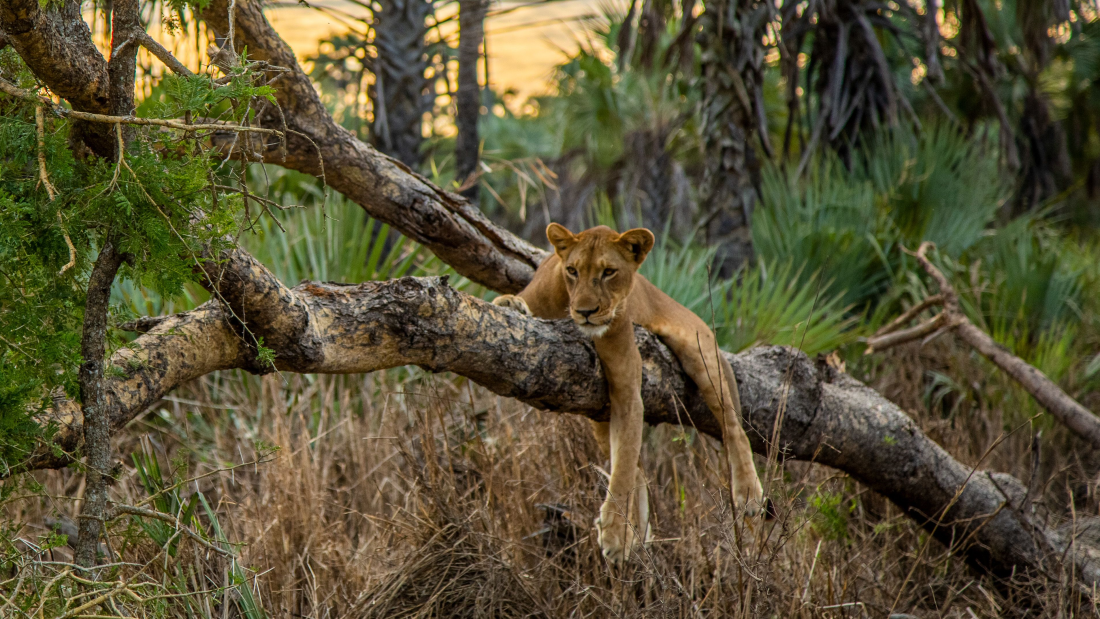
[493,224,764,563]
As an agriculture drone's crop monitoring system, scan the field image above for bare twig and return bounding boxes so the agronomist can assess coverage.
[136,31,194,77]
[872,293,945,338]
[0,78,282,138]
[109,504,235,557]
[35,105,58,200]
[864,312,951,354]
[58,213,77,275]
[36,106,78,275]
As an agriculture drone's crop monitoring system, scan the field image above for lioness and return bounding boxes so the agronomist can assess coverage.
[494,224,764,562]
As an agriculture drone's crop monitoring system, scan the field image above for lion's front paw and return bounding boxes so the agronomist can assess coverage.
[732,473,765,517]
[492,294,532,316]
[595,505,636,564]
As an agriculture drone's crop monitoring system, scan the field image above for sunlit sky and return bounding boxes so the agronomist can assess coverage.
[172,0,621,100]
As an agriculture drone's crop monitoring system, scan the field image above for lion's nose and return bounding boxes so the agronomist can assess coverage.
[576,307,599,319]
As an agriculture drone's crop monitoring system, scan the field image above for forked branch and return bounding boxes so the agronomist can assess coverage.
[866,242,1100,450]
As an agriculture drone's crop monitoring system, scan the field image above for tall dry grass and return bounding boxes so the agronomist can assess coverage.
[6,337,1100,617]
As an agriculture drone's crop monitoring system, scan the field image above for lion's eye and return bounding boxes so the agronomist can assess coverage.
[565,266,578,277]
[603,268,616,278]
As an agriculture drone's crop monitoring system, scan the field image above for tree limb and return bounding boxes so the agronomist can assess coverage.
[4,0,544,292]
[867,242,1100,451]
[0,0,115,158]
[198,0,546,293]
[0,77,283,137]
[74,240,126,568]
[13,256,1100,587]
[136,31,194,77]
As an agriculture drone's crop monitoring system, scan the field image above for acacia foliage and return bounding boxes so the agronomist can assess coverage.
[0,48,279,471]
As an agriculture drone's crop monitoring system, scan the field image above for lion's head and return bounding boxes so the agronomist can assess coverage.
[545,224,655,338]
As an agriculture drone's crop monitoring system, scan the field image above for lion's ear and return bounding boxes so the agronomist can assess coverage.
[617,228,655,265]
[546,223,577,254]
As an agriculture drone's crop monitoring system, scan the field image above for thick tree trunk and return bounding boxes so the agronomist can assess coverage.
[18,260,1100,586]
[455,0,487,200]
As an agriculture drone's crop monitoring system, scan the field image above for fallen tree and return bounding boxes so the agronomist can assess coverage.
[2,0,1097,594]
[22,250,1100,586]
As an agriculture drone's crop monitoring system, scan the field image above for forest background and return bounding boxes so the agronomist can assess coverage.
[3,0,1100,617]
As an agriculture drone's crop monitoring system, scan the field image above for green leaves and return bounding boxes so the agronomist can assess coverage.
[153,73,277,122]
[0,49,272,470]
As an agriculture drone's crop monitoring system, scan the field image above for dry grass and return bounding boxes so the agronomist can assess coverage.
[5,339,1100,617]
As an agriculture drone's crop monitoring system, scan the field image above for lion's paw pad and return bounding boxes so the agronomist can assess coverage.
[492,295,532,316]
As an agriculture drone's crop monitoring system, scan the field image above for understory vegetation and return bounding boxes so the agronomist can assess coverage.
[4,0,1100,617]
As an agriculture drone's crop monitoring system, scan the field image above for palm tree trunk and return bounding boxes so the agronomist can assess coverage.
[372,0,433,168]
[456,0,488,200]
[697,0,769,276]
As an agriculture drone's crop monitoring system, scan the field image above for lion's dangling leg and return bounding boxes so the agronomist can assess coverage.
[591,330,647,563]
[652,321,763,515]
[589,420,651,550]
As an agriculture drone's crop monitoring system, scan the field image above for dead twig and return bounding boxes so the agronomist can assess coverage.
[136,31,194,77]
[109,504,235,557]
[57,213,77,275]
[867,241,1100,450]
[0,78,281,138]
[35,106,58,200]
[872,293,944,339]
[36,106,78,275]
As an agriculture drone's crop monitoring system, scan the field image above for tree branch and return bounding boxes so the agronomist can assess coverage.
[0,0,115,158]
[199,0,546,293]
[74,240,126,568]
[868,242,1100,451]
[915,244,1100,449]
[13,255,1100,587]
[136,31,194,77]
[107,0,140,119]
[0,77,284,138]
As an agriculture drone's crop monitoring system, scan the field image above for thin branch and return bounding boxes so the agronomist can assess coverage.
[869,241,1100,451]
[872,293,945,338]
[109,504,234,557]
[58,213,77,276]
[864,312,951,354]
[0,78,282,138]
[137,31,194,77]
[35,106,58,200]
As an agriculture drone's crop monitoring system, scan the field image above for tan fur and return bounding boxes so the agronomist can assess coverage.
[494,224,764,563]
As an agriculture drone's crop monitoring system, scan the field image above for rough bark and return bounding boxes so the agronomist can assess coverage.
[74,241,125,568]
[455,0,487,200]
[107,0,140,119]
[18,263,1100,586]
[199,0,546,294]
[71,0,142,557]
[0,0,115,158]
